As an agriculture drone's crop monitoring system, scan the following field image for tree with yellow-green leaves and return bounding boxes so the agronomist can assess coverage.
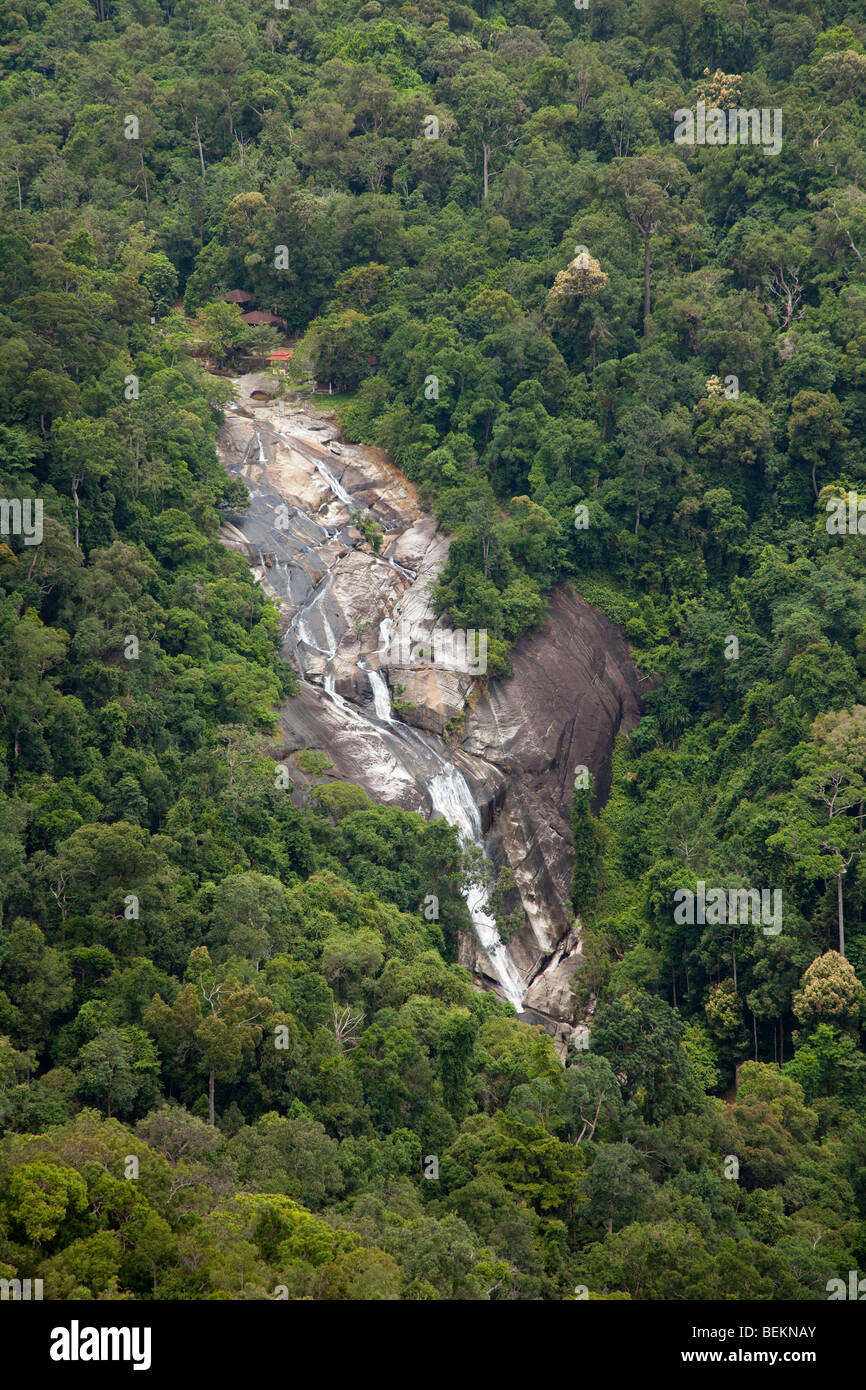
[792,952,866,1037]
[547,252,609,310]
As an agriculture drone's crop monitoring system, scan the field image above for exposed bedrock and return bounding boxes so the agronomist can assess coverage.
[456,591,644,1022]
[217,376,645,1032]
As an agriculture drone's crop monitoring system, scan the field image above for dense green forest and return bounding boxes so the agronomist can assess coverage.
[2,0,866,1302]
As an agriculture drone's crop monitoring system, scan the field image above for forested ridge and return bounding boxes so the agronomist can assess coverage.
[2,0,866,1302]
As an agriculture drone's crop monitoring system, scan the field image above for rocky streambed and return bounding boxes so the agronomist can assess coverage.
[218,373,645,1043]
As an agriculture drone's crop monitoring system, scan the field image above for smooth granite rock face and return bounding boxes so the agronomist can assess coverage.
[218,378,646,1034]
[457,590,644,1017]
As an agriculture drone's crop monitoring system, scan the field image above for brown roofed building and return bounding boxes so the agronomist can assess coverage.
[219,290,255,304]
[242,310,285,326]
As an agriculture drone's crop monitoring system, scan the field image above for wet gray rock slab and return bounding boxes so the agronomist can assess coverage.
[218,377,645,1031]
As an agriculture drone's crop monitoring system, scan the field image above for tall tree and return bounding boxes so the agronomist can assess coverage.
[609,152,684,336]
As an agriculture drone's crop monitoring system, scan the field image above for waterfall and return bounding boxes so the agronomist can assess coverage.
[426,769,525,1010]
[322,673,370,728]
[239,407,526,1011]
[376,618,392,654]
[360,665,525,1010]
[293,574,339,659]
[320,610,337,658]
[314,460,353,507]
[375,554,415,582]
[364,665,395,725]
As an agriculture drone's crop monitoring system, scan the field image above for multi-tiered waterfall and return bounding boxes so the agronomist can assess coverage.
[224,401,526,1009]
[218,375,646,1041]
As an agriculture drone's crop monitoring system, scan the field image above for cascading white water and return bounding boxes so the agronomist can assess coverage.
[261,416,526,1011]
[293,574,339,659]
[320,610,337,657]
[295,610,333,658]
[364,665,395,725]
[376,554,415,582]
[322,672,370,727]
[314,460,354,507]
[361,667,525,1010]
[425,769,525,1010]
[377,618,392,654]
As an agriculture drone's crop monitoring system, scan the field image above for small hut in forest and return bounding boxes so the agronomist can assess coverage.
[219,289,255,306]
[242,310,286,327]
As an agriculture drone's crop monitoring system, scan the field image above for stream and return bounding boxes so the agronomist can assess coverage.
[222,390,527,1010]
[216,375,646,1045]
